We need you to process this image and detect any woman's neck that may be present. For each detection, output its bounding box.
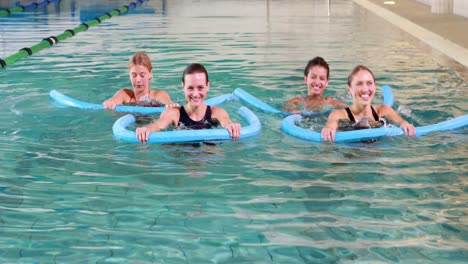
[184,103,207,120]
[306,93,323,99]
[349,104,372,119]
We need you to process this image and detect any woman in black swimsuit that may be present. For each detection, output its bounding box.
[321,65,415,142]
[135,63,241,143]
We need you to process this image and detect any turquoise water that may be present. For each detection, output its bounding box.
[1,0,467,263]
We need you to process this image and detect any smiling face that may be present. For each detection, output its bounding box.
[304,65,329,96]
[347,68,376,107]
[182,72,209,107]
[129,64,152,93]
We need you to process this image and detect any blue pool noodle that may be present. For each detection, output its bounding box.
[234,85,394,116]
[49,89,234,114]
[112,106,262,144]
[281,114,468,142]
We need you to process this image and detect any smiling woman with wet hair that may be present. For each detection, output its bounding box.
[135,63,241,143]
[321,65,415,142]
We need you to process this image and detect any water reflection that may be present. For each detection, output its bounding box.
[0,0,467,262]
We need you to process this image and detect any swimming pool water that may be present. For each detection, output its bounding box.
[0,0,467,263]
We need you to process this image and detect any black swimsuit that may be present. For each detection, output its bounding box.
[345,106,384,128]
[345,106,380,123]
[178,106,218,130]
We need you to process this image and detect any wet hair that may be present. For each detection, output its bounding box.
[182,63,209,84]
[304,56,329,79]
[347,65,375,86]
[128,52,152,72]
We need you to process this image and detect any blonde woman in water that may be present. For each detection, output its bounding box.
[103,52,176,109]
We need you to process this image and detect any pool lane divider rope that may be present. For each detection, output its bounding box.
[0,0,149,69]
[0,0,61,17]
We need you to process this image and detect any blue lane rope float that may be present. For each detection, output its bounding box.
[0,0,149,69]
[233,85,394,116]
[49,89,236,114]
[112,106,262,144]
[0,0,61,17]
[281,114,468,143]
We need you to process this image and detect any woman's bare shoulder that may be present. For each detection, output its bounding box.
[329,108,348,119]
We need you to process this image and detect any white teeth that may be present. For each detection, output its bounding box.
[360,94,369,100]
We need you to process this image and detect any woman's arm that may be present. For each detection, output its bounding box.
[378,105,415,136]
[135,107,180,143]
[211,107,241,140]
[284,95,305,113]
[321,109,346,142]
[103,89,132,110]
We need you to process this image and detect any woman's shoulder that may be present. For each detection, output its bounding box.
[165,105,181,112]
[323,95,341,102]
[116,88,133,93]
[328,108,348,119]
[209,105,229,116]
[117,88,134,98]
[287,94,306,102]
[323,96,347,108]
[161,105,181,118]
[150,89,172,103]
[150,89,169,96]
[209,105,221,112]
[374,104,394,114]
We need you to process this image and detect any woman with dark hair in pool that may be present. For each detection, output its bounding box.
[321,65,415,142]
[135,63,241,143]
[103,52,176,110]
[284,56,347,113]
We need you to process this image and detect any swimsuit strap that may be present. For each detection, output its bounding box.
[180,105,212,121]
[179,105,215,129]
[180,105,188,119]
[345,107,356,123]
[346,106,380,122]
[179,105,192,124]
[370,105,380,122]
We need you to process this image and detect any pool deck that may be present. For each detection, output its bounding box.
[353,0,468,81]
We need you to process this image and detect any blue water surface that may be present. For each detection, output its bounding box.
[0,0,467,263]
